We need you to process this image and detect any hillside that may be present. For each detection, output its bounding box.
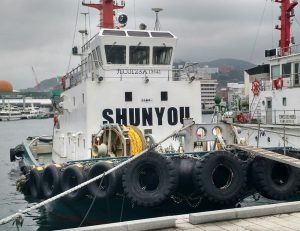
[22,77,61,92]
[175,58,255,89]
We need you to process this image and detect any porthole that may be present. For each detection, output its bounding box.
[196,127,206,139]
[212,127,222,136]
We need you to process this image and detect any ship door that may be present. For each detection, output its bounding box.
[266,97,272,124]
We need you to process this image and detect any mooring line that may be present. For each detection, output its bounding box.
[0,122,194,226]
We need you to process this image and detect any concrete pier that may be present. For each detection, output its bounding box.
[61,200,300,231]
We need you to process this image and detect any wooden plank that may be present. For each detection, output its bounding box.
[231,144,300,169]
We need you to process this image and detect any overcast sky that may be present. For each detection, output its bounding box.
[1,0,299,89]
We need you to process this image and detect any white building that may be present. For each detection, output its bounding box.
[227,83,245,110]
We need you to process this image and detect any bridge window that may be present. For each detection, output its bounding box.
[151,32,174,38]
[282,63,291,78]
[271,65,280,79]
[129,46,149,64]
[105,45,126,64]
[153,47,173,65]
[102,30,126,36]
[127,31,150,37]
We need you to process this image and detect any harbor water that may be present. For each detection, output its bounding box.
[0,116,279,231]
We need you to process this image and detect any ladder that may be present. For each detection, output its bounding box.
[231,144,300,168]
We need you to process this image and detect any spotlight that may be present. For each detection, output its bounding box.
[98,76,104,82]
[189,76,195,83]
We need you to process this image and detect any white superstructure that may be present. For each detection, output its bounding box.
[52,29,202,163]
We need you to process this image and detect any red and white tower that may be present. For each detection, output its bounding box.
[275,0,298,53]
[82,0,124,29]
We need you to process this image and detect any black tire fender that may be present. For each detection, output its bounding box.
[193,151,247,204]
[29,167,44,199]
[251,156,300,200]
[10,148,16,162]
[87,161,119,199]
[122,151,178,207]
[42,164,62,198]
[60,164,86,200]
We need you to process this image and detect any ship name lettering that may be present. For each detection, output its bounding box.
[117,69,161,75]
[102,107,190,126]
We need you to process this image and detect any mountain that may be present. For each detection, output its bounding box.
[22,77,61,92]
[174,58,256,89]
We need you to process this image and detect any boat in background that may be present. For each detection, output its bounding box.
[221,0,300,149]
[0,104,22,121]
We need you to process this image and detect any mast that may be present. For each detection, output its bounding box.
[275,0,298,54]
[82,0,124,29]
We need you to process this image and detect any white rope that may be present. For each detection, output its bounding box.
[0,122,194,225]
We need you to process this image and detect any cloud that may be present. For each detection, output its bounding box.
[0,0,293,89]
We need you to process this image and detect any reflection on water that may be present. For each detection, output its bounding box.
[0,117,287,231]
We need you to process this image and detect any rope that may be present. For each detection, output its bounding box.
[249,0,268,62]
[0,122,194,226]
[66,0,81,73]
[78,173,105,227]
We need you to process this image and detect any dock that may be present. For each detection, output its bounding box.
[62,200,300,231]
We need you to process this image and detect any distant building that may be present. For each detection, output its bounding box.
[227,83,245,110]
[200,80,218,111]
[216,88,228,103]
[219,65,235,74]
[173,63,218,112]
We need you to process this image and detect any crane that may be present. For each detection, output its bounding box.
[31,66,40,91]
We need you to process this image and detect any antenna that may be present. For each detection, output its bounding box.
[152,8,163,31]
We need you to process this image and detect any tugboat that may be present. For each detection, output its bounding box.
[230,0,300,149]
[6,0,300,228]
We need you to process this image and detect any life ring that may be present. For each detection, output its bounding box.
[42,164,62,198]
[251,80,260,96]
[193,151,247,204]
[274,76,284,90]
[122,151,178,207]
[87,161,120,199]
[60,164,86,200]
[236,113,245,123]
[29,167,44,199]
[251,155,300,200]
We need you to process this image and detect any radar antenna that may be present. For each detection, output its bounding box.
[152,8,163,31]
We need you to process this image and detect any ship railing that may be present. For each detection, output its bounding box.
[259,73,300,92]
[64,64,195,90]
[240,109,300,125]
[276,44,300,57]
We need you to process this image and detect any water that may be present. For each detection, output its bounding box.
[0,119,53,231]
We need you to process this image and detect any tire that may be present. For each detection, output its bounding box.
[10,148,16,162]
[122,151,178,207]
[193,151,247,204]
[60,165,86,200]
[251,156,300,200]
[87,161,119,199]
[29,167,44,199]
[42,165,61,198]
[173,157,196,194]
